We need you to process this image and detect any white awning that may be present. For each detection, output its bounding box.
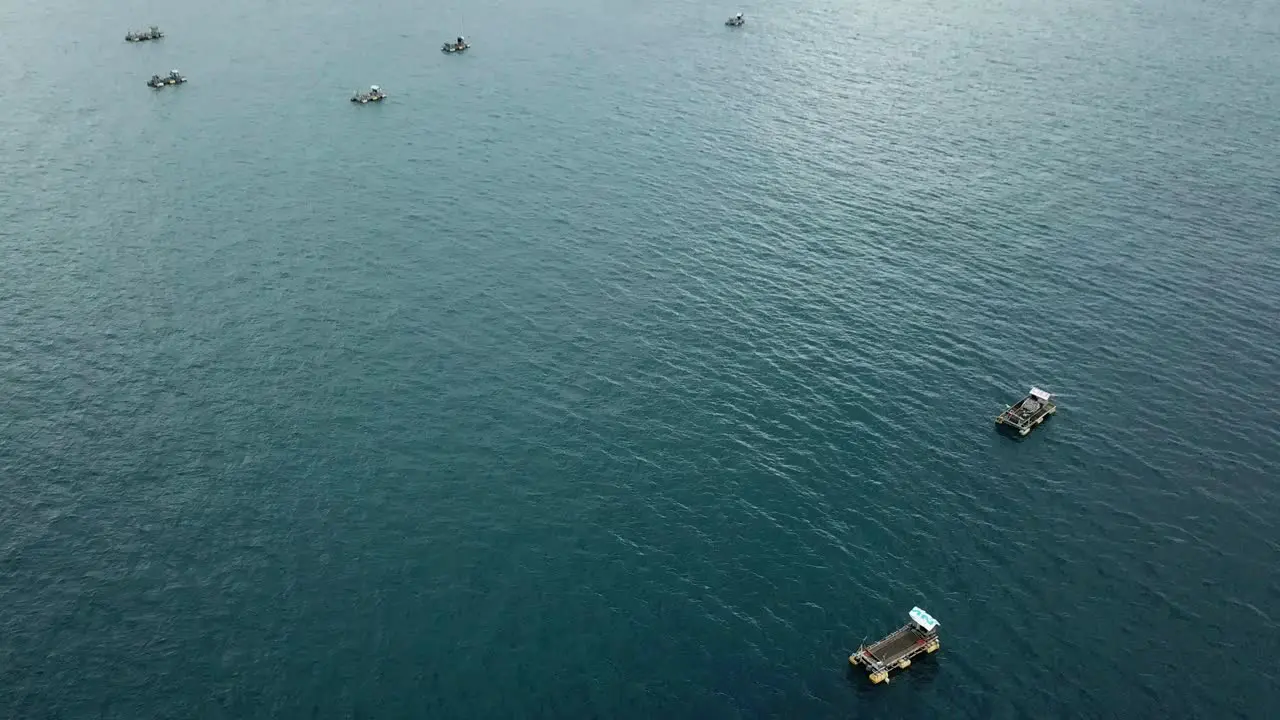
[910,607,938,631]
[1030,387,1052,401]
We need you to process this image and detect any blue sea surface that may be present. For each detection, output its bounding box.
[2,0,1279,717]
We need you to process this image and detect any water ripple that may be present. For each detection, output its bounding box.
[2,0,1280,717]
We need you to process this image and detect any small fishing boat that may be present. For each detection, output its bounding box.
[147,70,186,88]
[442,36,469,53]
[725,13,745,26]
[351,85,387,103]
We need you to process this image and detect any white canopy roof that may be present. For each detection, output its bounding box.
[910,607,938,631]
[1030,387,1052,400]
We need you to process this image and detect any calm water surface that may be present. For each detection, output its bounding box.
[2,0,1278,717]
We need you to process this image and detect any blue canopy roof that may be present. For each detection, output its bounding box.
[910,607,938,631]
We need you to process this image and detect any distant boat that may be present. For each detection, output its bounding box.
[725,13,745,27]
[442,3,469,53]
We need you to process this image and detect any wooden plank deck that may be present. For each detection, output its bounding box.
[866,626,926,664]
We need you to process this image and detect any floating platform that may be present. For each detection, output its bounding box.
[351,85,387,103]
[995,387,1057,436]
[126,26,163,42]
[849,607,939,684]
[726,14,746,26]
[442,39,469,53]
[147,70,186,88]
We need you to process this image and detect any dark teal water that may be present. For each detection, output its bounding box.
[3,0,1279,716]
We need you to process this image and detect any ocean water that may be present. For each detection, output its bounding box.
[2,0,1278,716]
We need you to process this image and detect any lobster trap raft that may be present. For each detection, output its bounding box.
[995,386,1057,436]
[126,26,164,42]
[849,607,939,684]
